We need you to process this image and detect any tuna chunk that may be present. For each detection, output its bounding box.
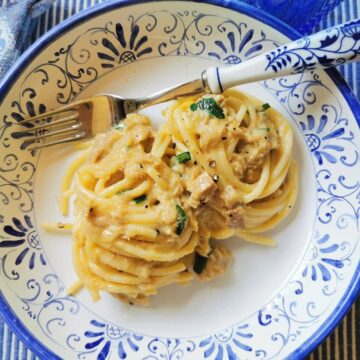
[188,172,217,203]
[198,245,232,281]
[227,205,246,229]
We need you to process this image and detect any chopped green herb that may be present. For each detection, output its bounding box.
[176,151,191,164]
[190,103,198,111]
[114,122,125,131]
[170,152,191,167]
[175,205,187,235]
[193,252,208,274]
[133,194,147,203]
[258,103,271,112]
[256,127,270,132]
[190,98,225,119]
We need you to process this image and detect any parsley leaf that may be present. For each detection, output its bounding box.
[133,194,147,204]
[193,253,208,274]
[175,205,187,235]
[190,98,225,119]
[176,151,191,164]
[258,103,271,112]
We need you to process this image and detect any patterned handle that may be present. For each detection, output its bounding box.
[205,19,360,93]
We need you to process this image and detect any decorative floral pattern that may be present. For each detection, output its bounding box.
[300,113,346,165]
[0,4,359,360]
[302,233,344,282]
[0,155,35,213]
[8,97,50,151]
[199,325,252,359]
[144,338,196,360]
[340,20,360,40]
[97,22,152,67]
[81,320,143,360]
[207,27,276,64]
[265,19,360,74]
[0,216,46,272]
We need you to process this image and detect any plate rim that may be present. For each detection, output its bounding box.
[0,0,359,359]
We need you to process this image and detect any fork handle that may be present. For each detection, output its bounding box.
[204,19,360,93]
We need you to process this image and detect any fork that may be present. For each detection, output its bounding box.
[16,19,360,150]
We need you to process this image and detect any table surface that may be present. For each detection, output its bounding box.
[0,0,359,359]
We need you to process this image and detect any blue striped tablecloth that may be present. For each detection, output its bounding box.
[0,0,359,359]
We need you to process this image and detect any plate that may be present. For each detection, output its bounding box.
[0,1,359,359]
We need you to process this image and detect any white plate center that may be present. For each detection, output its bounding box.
[34,56,316,337]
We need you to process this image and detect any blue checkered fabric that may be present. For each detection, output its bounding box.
[0,0,359,359]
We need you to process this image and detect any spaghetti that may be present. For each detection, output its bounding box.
[58,90,297,305]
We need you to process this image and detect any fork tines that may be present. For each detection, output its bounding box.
[14,109,85,150]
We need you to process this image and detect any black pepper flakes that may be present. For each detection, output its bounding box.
[172,142,176,149]
[209,160,216,168]
[222,136,227,140]
[213,174,219,183]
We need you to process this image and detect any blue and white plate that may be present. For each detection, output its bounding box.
[0,1,359,359]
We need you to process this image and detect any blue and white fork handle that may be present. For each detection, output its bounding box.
[202,19,360,93]
[130,20,359,109]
